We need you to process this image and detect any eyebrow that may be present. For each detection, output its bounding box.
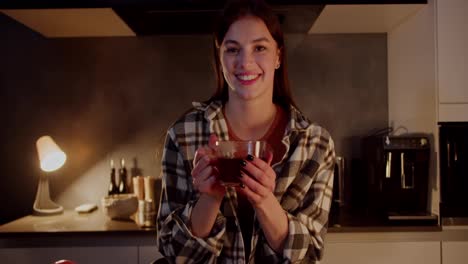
[224,37,271,45]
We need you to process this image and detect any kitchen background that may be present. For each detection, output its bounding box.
[5,1,468,263]
[0,11,389,225]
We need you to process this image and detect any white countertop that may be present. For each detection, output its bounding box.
[0,209,151,234]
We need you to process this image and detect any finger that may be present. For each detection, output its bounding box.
[235,185,248,198]
[193,166,214,187]
[194,146,213,165]
[195,175,215,192]
[191,156,211,179]
[194,135,219,166]
[242,160,268,184]
[206,175,220,186]
[200,165,215,182]
[198,175,225,196]
[243,157,276,185]
[240,171,269,197]
[247,155,271,173]
[236,179,262,204]
[265,150,274,165]
[193,148,205,167]
[212,166,220,178]
[208,134,218,148]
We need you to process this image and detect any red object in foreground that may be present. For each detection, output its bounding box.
[54,260,76,264]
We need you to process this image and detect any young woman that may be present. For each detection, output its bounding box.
[157,0,335,263]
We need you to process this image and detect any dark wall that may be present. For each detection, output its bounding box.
[0,13,387,224]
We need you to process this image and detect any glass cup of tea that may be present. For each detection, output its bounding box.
[214,140,270,187]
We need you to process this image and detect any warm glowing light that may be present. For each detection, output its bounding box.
[36,136,67,172]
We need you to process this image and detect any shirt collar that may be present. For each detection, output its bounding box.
[192,100,311,132]
[192,100,223,121]
[288,105,310,131]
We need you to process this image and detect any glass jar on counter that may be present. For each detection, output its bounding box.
[137,199,156,228]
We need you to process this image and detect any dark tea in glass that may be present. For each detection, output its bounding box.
[214,141,269,187]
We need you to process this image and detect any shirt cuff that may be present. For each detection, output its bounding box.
[283,212,315,262]
[180,200,227,255]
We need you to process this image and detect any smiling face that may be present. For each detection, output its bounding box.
[219,15,281,103]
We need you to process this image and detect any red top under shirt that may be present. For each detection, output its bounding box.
[224,104,288,260]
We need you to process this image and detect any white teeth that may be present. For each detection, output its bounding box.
[237,75,258,81]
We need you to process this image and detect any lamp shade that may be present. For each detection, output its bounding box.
[36,136,66,172]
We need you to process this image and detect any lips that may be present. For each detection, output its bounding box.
[235,73,261,85]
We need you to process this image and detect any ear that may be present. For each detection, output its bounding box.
[276,48,281,65]
[275,48,281,69]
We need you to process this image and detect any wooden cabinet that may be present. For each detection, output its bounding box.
[442,241,468,264]
[139,246,163,264]
[0,247,138,264]
[321,241,440,264]
[0,246,165,264]
[0,210,160,264]
[0,246,166,264]
[436,0,468,121]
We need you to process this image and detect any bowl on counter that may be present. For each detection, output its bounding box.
[101,194,138,220]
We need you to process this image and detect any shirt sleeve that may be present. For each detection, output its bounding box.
[157,129,227,263]
[259,130,335,263]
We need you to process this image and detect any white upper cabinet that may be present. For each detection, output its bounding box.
[437,0,468,121]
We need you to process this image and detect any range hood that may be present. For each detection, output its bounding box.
[114,4,324,35]
[0,0,325,36]
[0,0,427,37]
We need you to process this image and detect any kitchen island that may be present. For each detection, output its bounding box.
[1,209,467,264]
[0,209,160,264]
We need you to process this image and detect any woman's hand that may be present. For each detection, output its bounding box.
[190,135,227,238]
[237,151,276,208]
[237,151,289,253]
[191,134,225,201]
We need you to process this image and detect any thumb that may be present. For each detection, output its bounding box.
[208,134,219,148]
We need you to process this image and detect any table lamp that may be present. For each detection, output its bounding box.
[33,135,66,215]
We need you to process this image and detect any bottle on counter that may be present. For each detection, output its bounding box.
[108,159,118,195]
[131,157,143,178]
[129,157,142,193]
[118,158,128,194]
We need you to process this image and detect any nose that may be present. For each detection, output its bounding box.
[237,50,254,69]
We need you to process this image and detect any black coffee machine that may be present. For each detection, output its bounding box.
[362,133,437,225]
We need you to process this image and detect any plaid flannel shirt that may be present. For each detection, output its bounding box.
[157,100,335,264]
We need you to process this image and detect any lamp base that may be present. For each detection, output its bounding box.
[33,203,63,216]
[33,175,64,216]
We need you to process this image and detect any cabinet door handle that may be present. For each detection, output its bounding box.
[447,142,451,168]
[454,143,458,162]
[334,156,345,206]
[401,153,406,188]
[400,153,413,189]
[386,152,392,178]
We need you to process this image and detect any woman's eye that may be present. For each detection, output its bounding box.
[226,47,239,54]
[255,46,266,52]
